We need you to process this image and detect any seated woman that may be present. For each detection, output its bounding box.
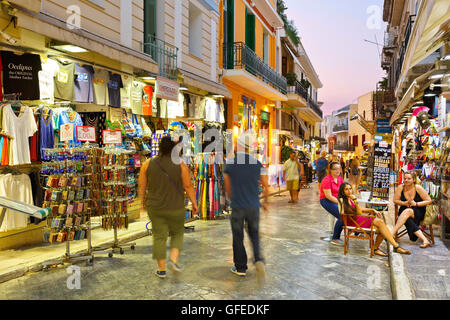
[392,172,432,248]
[338,182,410,256]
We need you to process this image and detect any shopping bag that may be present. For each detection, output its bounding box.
[423,204,439,225]
[132,114,143,138]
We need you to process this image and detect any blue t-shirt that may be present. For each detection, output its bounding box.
[316,157,329,172]
[224,153,266,209]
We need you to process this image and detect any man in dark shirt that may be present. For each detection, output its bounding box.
[224,133,269,284]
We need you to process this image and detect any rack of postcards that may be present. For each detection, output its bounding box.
[41,144,112,267]
[94,146,137,254]
[369,141,392,201]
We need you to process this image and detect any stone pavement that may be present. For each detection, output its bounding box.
[0,184,393,300]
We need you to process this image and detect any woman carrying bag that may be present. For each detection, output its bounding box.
[138,136,198,278]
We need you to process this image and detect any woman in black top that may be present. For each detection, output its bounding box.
[392,172,432,248]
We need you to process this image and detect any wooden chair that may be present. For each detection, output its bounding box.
[394,205,434,244]
[341,213,376,258]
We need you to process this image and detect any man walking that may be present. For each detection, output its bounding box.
[283,151,304,203]
[224,134,269,283]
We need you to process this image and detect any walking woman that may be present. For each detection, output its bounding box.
[338,182,410,256]
[348,157,361,194]
[138,136,198,278]
[392,172,432,248]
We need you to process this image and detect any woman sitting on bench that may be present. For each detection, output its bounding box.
[392,171,432,248]
[338,182,410,256]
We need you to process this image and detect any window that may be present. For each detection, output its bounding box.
[363,110,366,119]
[263,30,269,64]
[353,135,358,147]
[189,3,203,58]
[362,134,366,145]
[245,8,255,51]
[143,0,157,52]
[349,136,351,145]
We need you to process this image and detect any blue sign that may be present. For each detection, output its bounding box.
[376,119,392,133]
[374,134,383,141]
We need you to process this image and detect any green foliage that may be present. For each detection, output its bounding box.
[286,73,297,86]
[277,0,300,47]
[300,78,310,90]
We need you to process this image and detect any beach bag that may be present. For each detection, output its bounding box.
[423,204,439,225]
[132,114,143,138]
[122,113,136,138]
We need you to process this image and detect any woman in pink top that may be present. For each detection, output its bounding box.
[337,182,410,256]
[319,162,345,246]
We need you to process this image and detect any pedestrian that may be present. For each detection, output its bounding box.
[338,182,411,256]
[223,134,269,282]
[283,151,304,203]
[392,171,432,248]
[348,157,361,194]
[315,151,329,196]
[340,157,346,179]
[138,136,198,278]
[319,162,344,246]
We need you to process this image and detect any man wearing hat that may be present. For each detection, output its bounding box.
[223,132,269,283]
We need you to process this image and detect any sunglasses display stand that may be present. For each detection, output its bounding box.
[41,144,112,270]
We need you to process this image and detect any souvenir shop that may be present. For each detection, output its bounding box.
[392,91,450,239]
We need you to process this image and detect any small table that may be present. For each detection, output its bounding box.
[356,199,390,222]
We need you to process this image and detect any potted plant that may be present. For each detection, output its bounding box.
[286,73,297,86]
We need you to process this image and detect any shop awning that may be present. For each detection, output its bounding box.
[180,69,232,99]
[13,4,159,74]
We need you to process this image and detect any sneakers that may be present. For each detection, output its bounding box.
[155,270,166,278]
[168,260,182,274]
[321,236,332,242]
[330,239,344,247]
[230,267,246,276]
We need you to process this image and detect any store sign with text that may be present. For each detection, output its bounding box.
[60,123,74,141]
[76,126,97,142]
[102,130,122,145]
[156,76,179,102]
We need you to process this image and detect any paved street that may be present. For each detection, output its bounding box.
[0,184,392,300]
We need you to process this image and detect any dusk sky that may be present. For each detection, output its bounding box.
[284,0,387,116]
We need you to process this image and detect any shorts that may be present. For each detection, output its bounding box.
[317,171,327,183]
[286,179,299,191]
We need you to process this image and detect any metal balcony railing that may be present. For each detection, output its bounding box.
[223,42,287,94]
[333,123,349,132]
[141,34,179,80]
[394,15,416,86]
[308,98,323,119]
[287,79,308,100]
[334,143,355,151]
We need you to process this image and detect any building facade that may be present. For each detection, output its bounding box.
[349,92,374,157]
[330,105,353,157]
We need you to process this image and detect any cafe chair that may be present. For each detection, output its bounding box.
[341,213,376,258]
[394,205,435,244]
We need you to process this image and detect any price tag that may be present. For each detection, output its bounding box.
[103,130,122,145]
[60,123,74,142]
[76,126,97,142]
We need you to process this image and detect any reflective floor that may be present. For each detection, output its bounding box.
[0,184,392,300]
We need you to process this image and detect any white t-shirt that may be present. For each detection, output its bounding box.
[39,58,59,104]
[2,105,37,165]
[283,159,299,181]
[121,75,133,108]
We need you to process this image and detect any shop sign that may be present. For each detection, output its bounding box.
[60,123,74,142]
[374,134,383,141]
[261,111,270,122]
[376,119,392,133]
[103,130,122,145]
[76,126,97,142]
[156,77,179,102]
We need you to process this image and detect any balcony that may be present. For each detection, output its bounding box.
[223,42,287,101]
[373,89,396,119]
[334,143,355,152]
[333,123,349,133]
[394,15,416,86]
[308,98,323,119]
[141,35,179,80]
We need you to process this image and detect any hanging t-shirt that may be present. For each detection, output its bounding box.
[205,98,217,122]
[142,85,153,116]
[39,107,54,158]
[93,68,109,105]
[130,81,143,115]
[1,51,42,100]
[58,110,83,146]
[54,60,76,101]
[1,105,37,165]
[29,113,39,162]
[108,73,123,108]
[39,58,59,104]
[74,64,95,103]
[0,55,3,101]
[120,75,133,108]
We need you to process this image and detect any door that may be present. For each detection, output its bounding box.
[144,0,157,56]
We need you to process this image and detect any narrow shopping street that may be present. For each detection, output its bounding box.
[0,185,392,300]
